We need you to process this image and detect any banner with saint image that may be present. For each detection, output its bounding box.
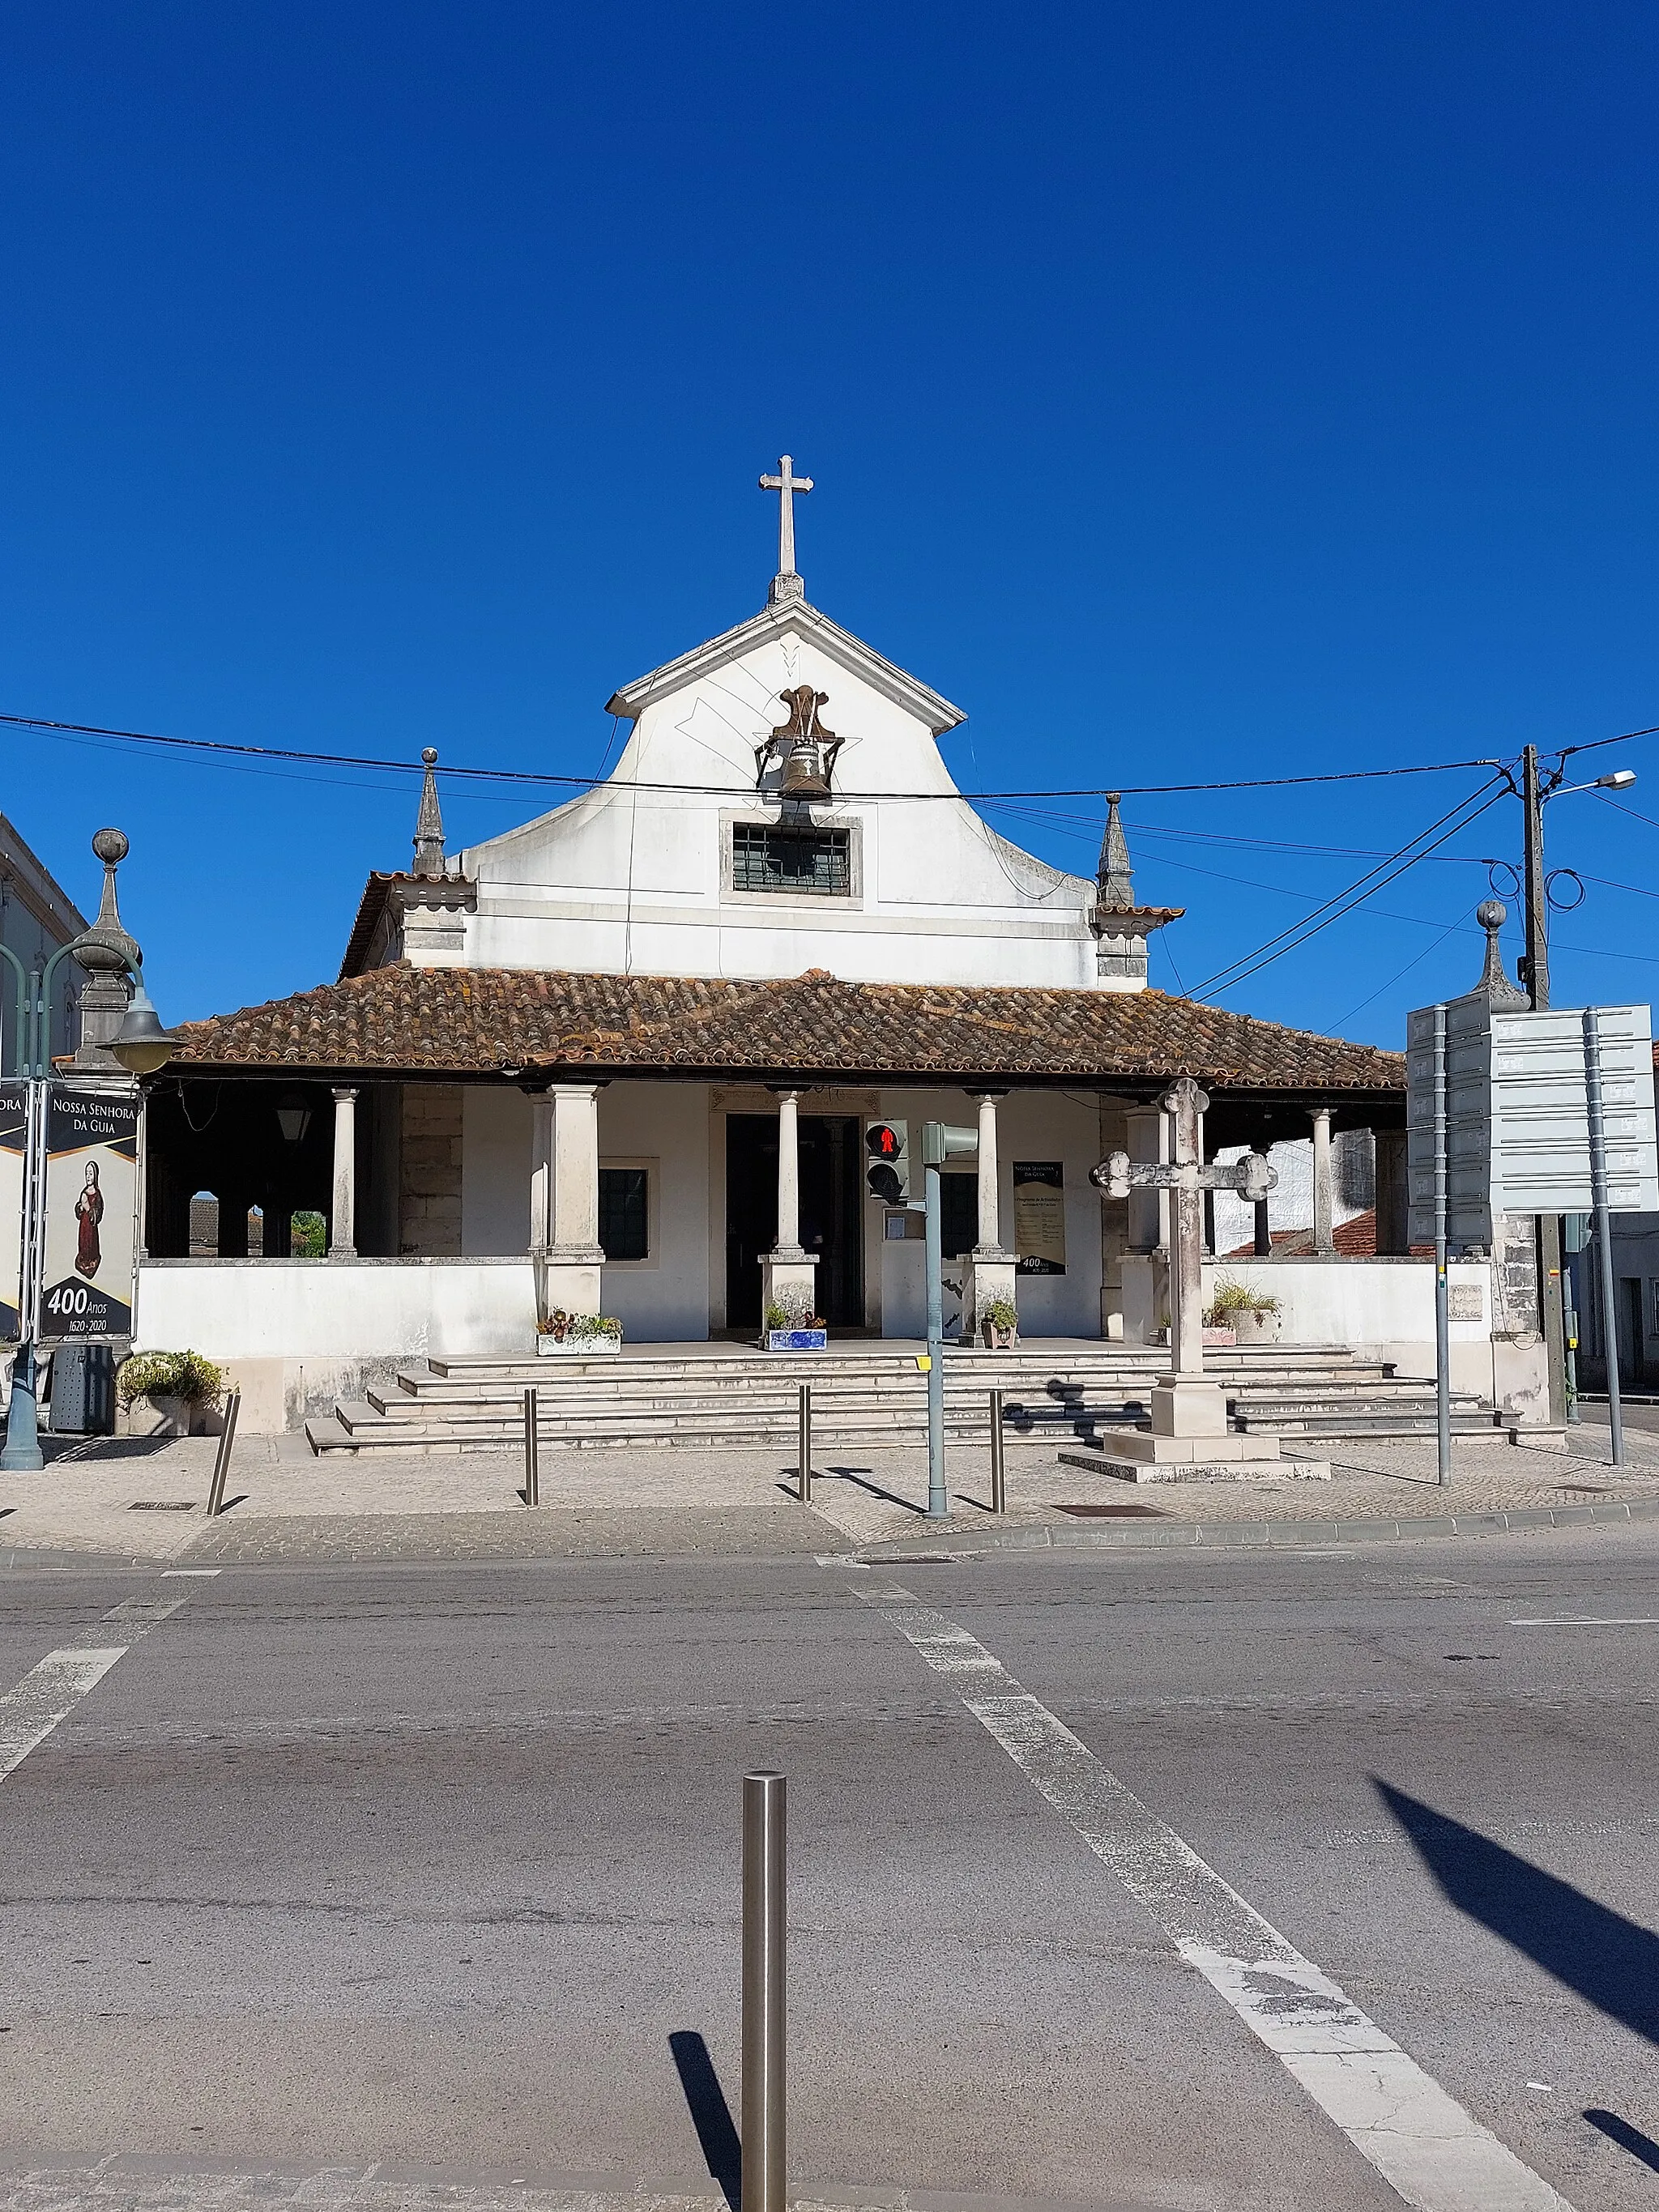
[40,1085,139,1341]
[0,1081,28,1340]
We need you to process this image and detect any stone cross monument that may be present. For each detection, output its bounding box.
[1089,1077,1325,1478]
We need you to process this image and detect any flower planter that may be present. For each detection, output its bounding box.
[981,1323,1018,1350]
[118,1392,203,1438]
[1202,1327,1236,1347]
[537,1332,621,1357]
[766,1328,827,1352]
[1230,1308,1281,1345]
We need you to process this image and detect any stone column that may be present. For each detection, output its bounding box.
[329,1088,357,1258]
[760,1088,818,1332]
[537,1084,605,1334]
[1098,1096,1130,1339]
[1310,1107,1334,1257]
[528,1089,555,1252]
[1374,1128,1409,1255]
[960,1089,1017,1342]
[773,1089,804,1259]
[1120,1103,1171,1345]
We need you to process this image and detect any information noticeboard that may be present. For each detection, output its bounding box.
[1013,1161,1066,1275]
[38,1085,139,1342]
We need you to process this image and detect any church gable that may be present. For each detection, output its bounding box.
[347,459,1179,992]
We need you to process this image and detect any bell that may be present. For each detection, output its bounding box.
[779,740,830,799]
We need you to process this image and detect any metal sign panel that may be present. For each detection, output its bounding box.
[1490,1005,1657,1215]
[1408,1001,1657,1245]
[38,1084,139,1343]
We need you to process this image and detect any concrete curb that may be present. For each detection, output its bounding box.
[855,1494,1659,1561]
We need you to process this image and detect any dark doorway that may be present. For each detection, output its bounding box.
[725,1114,864,1328]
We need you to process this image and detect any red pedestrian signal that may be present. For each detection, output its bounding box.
[864,1119,911,1203]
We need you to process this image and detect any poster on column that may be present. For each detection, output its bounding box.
[1013,1161,1066,1274]
[0,1082,28,1340]
[39,1085,139,1341]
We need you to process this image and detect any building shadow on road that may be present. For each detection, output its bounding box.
[668,2029,740,2211]
[1374,1779,1659,2044]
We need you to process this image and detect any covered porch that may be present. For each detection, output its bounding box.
[128,961,1523,1430]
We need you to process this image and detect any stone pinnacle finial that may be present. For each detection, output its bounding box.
[1097,793,1134,909]
[78,827,140,975]
[1467,899,1527,1009]
[412,748,446,876]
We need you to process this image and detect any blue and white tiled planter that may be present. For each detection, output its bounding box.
[766,1328,827,1352]
[537,1332,622,1357]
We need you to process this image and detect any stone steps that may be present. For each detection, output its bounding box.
[305,1342,1502,1455]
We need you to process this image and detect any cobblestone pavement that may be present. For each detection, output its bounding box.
[2,1418,1657,1562]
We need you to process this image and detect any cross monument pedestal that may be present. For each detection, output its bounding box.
[1076,1078,1331,1482]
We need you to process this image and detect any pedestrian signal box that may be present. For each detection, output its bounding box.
[864,1119,911,1204]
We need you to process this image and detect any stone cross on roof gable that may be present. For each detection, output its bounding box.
[759,454,812,605]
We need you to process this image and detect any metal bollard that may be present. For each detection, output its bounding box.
[205,1389,241,1519]
[988,1387,1005,1513]
[523,1386,539,1507]
[797,1383,812,1502]
[742,1771,787,2212]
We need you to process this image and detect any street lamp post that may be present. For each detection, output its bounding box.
[1,832,178,1473]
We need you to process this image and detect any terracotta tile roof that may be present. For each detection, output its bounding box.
[1224,1211,1431,1259]
[167,965,1405,1096]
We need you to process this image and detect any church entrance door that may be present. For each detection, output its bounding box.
[725,1115,864,1331]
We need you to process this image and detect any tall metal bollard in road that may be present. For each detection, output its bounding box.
[796,1383,812,1502]
[988,1387,1005,1513]
[205,1389,241,1519]
[523,1386,539,1507]
[743,1770,787,2212]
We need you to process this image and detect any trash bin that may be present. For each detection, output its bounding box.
[46,1345,116,1434]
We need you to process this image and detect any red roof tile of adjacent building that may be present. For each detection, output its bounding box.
[167,965,1405,1094]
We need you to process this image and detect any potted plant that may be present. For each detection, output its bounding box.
[1204,1276,1282,1345]
[980,1295,1019,1350]
[764,1296,827,1352]
[115,1349,226,1437]
[537,1311,624,1357]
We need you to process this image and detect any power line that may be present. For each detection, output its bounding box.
[0,710,1504,803]
[1186,780,1510,1003]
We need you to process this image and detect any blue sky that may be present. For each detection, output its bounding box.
[4,2,1657,1041]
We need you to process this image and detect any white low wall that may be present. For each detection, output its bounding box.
[1201,1257,1491,1353]
[136,1258,539,1361]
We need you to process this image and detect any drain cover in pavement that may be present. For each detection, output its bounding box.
[129,1500,198,1511]
[1051,1500,1166,1518]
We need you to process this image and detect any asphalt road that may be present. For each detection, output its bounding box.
[1,1527,1657,2211]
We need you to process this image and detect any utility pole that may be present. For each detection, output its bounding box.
[1520,744,1569,1426]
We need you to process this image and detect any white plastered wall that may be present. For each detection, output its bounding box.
[460,1080,713,1341]
[451,622,1109,990]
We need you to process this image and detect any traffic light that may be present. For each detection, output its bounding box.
[865,1119,911,1203]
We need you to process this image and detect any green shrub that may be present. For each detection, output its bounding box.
[982,1296,1019,1332]
[116,1349,226,1408]
[1202,1275,1281,1326]
[291,1210,326,1258]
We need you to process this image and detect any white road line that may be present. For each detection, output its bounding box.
[162,1567,221,1577]
[854,1576,1573,2212]
[1511,1616,1659,1626]
[0,1596,185,1782]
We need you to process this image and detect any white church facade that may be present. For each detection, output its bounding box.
[132,463,1527,1430]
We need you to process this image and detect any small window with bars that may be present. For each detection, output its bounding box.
[731,823,851,897]
[599,1167,649,1262]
